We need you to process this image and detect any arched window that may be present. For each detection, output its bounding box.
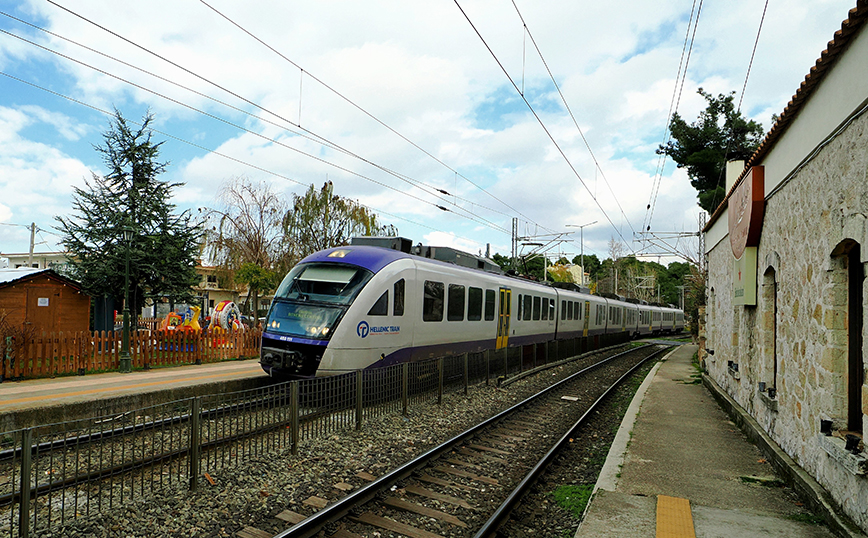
[831,240,864,435]
[761,268,778,390]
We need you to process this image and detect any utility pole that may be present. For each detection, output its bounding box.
[566,221,597,286]
[28,223,35,268]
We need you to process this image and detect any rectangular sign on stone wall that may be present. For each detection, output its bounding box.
[733,246,757,306]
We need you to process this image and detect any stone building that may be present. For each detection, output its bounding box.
[703,1,868,531]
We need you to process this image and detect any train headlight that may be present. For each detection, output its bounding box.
[321,327,330,335]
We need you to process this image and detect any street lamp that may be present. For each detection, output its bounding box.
[566,221,597,286]
[119,225,134,373]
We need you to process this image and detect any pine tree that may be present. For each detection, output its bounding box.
[657,89,765,213]
[56,109,202,328]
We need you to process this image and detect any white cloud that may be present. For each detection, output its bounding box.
[0,0,856,262]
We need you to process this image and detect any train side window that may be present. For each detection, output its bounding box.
[448,284,465,321]
[550,300,556,320]
[393,279,405,316]
[484,289,496,321]
[524,297,532,320]
[468,287,483,321]
[516,294,523,321]
[575,302,581,320]
[368,291,388,316]
[541,298,548,320]
[561,300,567,320]
[423,281,444,322]
[533,296,541,320]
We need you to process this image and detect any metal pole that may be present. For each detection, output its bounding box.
[355,370,363,431]
[20,428,32,538]
[463,353,469,396]
[402,363,409,417]
[188,398,200,491]
[119,227,132,373]
[290,382,299,456]
[437,358,443,405]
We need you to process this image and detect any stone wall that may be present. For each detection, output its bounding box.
[705,108,868,531]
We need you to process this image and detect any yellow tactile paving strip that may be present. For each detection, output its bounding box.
[656,495,696,538]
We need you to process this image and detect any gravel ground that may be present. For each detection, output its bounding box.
[499,356,659,538]
[39,348,622,538]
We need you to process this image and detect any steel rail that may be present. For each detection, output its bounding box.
[272,344,659,538]
[473,344,673,537]
[0,393,355,507]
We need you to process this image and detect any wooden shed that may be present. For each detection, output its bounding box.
[0,268,91,334]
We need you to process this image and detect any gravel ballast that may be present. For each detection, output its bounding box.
[36,347,640,538]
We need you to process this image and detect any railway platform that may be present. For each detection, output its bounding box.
[577,344,861,538]
[0,358,270,432]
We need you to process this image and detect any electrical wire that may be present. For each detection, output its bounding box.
[0,27,510,236]
[0,69,490,250]
[196,0,540,229]
[643,0,703,242]
[707,0,770,212]
[27,5,513,234]
[737,0,770,113]
[510,0,636,238]
[453,0,631,249]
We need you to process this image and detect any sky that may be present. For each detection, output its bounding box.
[0,0,858,268]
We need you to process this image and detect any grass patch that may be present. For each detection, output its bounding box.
[552,484,594,518]
[786,513,826,525]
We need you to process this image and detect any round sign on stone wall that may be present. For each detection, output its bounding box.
[728,166,765,259]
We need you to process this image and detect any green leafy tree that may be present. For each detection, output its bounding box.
[235,262,277,321]
[491,253,512,271]
[284,181,397,258]
[657,88,765,212]
[56,109,202,328]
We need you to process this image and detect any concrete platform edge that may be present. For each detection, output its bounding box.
[702,372,868,538]
[594,352,671,492]
[0,376,275,433]
[574,345,677,533]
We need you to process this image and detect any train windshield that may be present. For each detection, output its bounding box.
[265,302,343,338]
[274,263,373,304]
[266,263,374,338]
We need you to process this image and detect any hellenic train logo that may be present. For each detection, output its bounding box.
[357,321,370,338]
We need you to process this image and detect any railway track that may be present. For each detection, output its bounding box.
[262,343,672,538]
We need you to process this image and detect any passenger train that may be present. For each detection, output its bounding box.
[259,238,684,378]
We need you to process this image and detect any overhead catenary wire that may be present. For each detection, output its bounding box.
[510,0,636,239]
[196,0,540,229]
[28,5,514,234]
[453,0,631,251]
[643,0,703,242]
[0,70,488,250]
[0,27,511,237]
[707,0,770,212]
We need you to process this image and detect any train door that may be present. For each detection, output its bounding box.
[496,288,511,350]
[583,301,590,337]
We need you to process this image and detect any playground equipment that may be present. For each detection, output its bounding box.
[211,301,244,331]
[159,305,202,331]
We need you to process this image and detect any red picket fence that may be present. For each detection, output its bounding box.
[0,329,262,379]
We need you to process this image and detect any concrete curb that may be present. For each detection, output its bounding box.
[593,355,668,492]
[703,373,868,538]
[574,345,677,534]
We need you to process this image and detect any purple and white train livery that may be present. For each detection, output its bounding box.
[259,238,683,378]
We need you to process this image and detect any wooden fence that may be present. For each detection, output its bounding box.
[0,329,262,379]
